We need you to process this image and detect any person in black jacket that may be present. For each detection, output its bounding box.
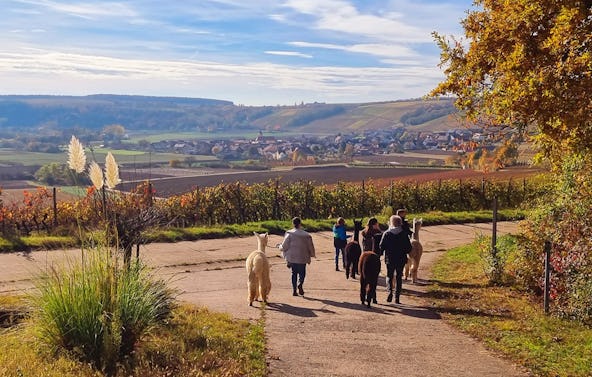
[396,208,413,238]
[379,215,412,304]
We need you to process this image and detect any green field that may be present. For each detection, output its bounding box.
[0,148,217,166]
[0,149,69,166]
[125,130,304,143]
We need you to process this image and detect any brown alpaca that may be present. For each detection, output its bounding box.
[404,218,423,283]
[246,232,271,306]
[358,251,381,308]
[344,219,363,279]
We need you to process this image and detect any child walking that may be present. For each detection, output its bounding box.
[332,217,347,271]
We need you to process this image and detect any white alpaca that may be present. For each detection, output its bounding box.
[246,232,272,306]
[404,218,424,283]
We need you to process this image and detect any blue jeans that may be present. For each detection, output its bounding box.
[385,263,405,297]
[290,263,306,291]
[335,247,346,268]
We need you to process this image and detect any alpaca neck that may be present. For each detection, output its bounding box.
[257,241,266,252]
[412,227,420,242]
[354,227,360,242]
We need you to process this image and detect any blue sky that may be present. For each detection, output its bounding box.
[1,0,474,105]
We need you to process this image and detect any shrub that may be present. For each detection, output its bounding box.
[30,247,176,375]
[477,234,516,285]
[516,154,592,323]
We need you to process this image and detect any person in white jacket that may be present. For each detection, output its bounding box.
[279,217,316,296]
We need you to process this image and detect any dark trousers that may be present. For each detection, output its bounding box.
[290,263,306,291]
[385,263,405,298]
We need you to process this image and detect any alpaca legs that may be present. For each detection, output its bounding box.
[411,252,423,283]
[345,257,358,279]
[360,279,366,305]
[345,259,351,279]
[369,283,377,307]
[361,282,376,308]
[406,255,422,283]
[260,282,271,303]
[360,279,371,306]
[248,279,258,306]
[351,256,358,279]
[404,261,411,281]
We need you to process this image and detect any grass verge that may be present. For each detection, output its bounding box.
[0,298,266,377]
[428,240,592,377]
[0,209,526,253]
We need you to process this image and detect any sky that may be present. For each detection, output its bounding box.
[0,0,475,106]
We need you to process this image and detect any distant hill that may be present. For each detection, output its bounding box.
[0,95,464,134]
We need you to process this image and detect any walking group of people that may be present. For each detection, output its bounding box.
[277,209,414,304]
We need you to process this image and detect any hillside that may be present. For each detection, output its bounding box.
[0,95,463,134]
[270,99,463,133]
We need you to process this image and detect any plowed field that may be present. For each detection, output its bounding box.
[119,165,540,197]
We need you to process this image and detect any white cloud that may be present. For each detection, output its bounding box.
[282,0,429,43]
[289,41,416,59]
[264,50,313,58]
[14,0,137,19]
[0,47,445,104]
[268,13,287,22]
[0,0,474,105]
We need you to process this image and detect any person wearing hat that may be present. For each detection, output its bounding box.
[278,217,316,296]
[396,208,413,238]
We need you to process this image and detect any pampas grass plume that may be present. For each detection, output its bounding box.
[67,136,86,173]
[105,152,121,189]
[88,161,104,190]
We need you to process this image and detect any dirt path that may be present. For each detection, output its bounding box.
[0,222,529,376]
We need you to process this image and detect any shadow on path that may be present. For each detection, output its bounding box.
[300,295,443,320]
[395,304,442,320]
[302,295,388,313]
[265,302,335,317]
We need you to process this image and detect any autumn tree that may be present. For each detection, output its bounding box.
[432,1,592,321]
[430,0,592,167]
[102,124,126,144]
[34,162,88,186]
[493,140,519,169]
[291,148,305,164]
[343,143,355,161]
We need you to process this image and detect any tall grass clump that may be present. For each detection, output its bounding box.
[476,234,516,285]
[30,247,175,375]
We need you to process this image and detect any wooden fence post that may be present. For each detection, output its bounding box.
[481,178,486,209]
[389,180,394,207]
[236,182,244,224]
[459,179,463,210]
[492,196,498,258]
[360,180,365,217]
[544,240,552,314]
[273,179,280,220]
[52,186,58,227]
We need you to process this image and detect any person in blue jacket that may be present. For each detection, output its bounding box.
[332,217,348,271]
